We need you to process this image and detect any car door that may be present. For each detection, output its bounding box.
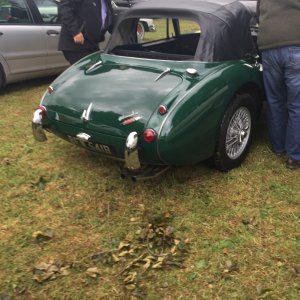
[32,0,68,71]
[0,0,47,79]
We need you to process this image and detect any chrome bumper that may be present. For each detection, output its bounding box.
[122,131,169,181]
[32,122,47,142]
[32,108,47,142]
[124,132,141,170]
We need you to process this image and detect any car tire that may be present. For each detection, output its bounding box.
[214,93,257,171]
[137,21,145,42]
[0,66,4,89]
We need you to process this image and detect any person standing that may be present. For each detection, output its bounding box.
[257,0,300,169]
[58,0,113,65]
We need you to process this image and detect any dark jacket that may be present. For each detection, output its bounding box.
[257,0,300,50]
[58,0,113,52]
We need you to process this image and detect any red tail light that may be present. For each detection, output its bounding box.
[47,86,54,94]
[38,105,47,117]
[143,129,157,143]
[32,105,47,125]
[158,105,167,115]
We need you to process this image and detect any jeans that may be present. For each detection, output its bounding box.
[262,46,300,161]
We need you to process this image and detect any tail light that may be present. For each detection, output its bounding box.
[32,105,47,124]
[47,86,54,94]
[143,129,157,143]
[158,105,167,115]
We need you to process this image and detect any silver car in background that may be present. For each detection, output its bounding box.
[0,0,68,88]
[0,0,154,89]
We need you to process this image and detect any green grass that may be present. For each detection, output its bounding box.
[0,78,300,300]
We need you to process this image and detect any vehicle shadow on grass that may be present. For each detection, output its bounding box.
[0,76,58,96]
[62,105,270,185]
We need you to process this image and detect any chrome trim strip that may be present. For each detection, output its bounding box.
[86,60,103,72]
[155,67,171,82]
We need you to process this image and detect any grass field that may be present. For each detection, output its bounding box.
[0,75,299,300]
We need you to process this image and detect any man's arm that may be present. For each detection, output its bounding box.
[59,0,83,43]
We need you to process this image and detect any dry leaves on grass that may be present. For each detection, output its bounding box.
[31,211,190,298]
[91,211,190,293]
[33,261,71,283]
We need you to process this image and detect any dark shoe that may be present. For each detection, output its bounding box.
[286,158,300,169]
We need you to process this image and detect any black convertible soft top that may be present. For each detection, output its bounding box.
[110,0,258,61]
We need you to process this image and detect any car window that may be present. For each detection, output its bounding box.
[142,18,200,42]
[0,0,33,24]
[140,18,174,42]
[34,0,59,24]
[178,19,200,35]
[110,17,201,61]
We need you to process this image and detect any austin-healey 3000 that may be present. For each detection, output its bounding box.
[32,0,263,180]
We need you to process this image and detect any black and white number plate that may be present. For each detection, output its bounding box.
[67,135,115,155]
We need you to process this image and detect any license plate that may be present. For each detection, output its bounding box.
[67,135,115,155]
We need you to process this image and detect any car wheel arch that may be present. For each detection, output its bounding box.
[235,83,264,120]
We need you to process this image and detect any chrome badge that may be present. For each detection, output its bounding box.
[81,102,93,122]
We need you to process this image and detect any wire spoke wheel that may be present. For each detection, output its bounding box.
[214,93,258,171]
[225,106,251,160]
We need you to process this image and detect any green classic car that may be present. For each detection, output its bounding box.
[32,0,263,180]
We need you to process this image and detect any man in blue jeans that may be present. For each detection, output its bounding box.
[257,0,300,169]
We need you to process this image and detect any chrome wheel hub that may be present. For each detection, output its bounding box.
[226,106,251,160]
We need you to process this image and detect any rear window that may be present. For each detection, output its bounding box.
[109,17,201,61]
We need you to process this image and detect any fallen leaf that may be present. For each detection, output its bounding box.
[152,262,162,269]
[86,267,101,278]
[112,253,120,263]
[118,241,130,250]
[124,271,137,284]
[124,284,136,290]
[33,262,52,273]
[32,230,54,242]
[33,261,71,283]
[118,250,129,257]
[141,259,151,272]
